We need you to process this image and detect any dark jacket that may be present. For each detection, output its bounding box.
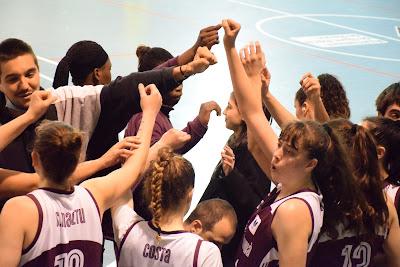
[200,142,271,267]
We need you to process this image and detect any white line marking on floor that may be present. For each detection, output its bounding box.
[229,0,400,43]
[40,73,54,82]
[37,55,58,66]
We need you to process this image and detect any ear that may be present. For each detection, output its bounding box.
[305,158,318,173]
[93,68,101,84]
[376,145,386,160]
[189,219,204,235]
[31,151,41,172]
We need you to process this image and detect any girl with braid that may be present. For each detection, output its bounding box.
[112,148,222,266]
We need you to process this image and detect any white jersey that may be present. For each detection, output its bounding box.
[113,204,223,267]
[19,186,103,267]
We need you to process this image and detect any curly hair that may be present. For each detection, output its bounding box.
[295,74,350,119]
[143,148,195,240]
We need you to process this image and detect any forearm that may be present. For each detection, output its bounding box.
[308,95,330,123]
[0,113,35,152]
[177,46,196,66]
[224,46,262,117]
[0,170,39,199]
[69,159,109,185]
[263,92,297,128]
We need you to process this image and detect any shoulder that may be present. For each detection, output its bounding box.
[1,195,38,225]
[273,198,314,233]
[198,240,222,266]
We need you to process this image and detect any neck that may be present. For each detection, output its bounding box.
[156,209,186,232]
[39,176,73,191]
[379,163,389,181]
[278,176,315,198]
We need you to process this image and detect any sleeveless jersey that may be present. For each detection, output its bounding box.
[309,223,387,267]
[113,205,223,267]
[385,183,400,217]
[234,185,324,267]
[19,186,103,267]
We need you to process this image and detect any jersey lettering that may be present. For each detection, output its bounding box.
[142,243,171,263]
[54,249,84,267]
[341,242,371,267]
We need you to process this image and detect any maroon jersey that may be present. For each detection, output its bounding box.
[234,185,323,267]
[19,186,103,267]
[309,224,387,267]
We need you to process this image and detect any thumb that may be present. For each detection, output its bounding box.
[138,83,146,98]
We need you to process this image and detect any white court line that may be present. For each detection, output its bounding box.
[37,55,58,66]
[256,15,400,62]
[228,0,400,43]
[40,73,53,82]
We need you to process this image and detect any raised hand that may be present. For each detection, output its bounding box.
[26,90,57,122]
[221,145,235,176]
[261,67,271,100]
[240,42,266,78]
[182,46,218,76]
[194,24,222,50]
[138,83,162,115]
[159,129,191,151]
[300,72,321,100]
[222,19,241,48]
[198,101,221,126]
[100,136,142,167]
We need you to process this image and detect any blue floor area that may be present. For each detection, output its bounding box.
[1,0,399,265]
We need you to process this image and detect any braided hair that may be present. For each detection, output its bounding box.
[143,148,195,241]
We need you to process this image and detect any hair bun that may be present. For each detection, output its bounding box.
[136,45,151,58]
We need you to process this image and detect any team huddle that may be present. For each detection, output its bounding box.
[0,18,399,267]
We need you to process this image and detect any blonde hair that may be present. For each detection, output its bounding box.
[143,148,195,240]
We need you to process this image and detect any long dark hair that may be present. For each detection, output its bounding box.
[280,121,367,238]
[363,117,400,186]
[328,119,388,238]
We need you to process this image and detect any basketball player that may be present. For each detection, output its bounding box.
[0,83,161,266]
[112,148,223,266]
[222,19,367,266]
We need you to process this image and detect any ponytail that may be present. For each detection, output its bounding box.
[52,56,70,88]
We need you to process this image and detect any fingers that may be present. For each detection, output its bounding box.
[223,145,235,157]
[138,83,146,97]
[214,104,222,116]
[299,72,313,85]
[201,24,222,32]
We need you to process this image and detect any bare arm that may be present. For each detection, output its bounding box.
[384,197,400,267]
[300,72,330,123]
[0,196,38,266]
[272,199,313,267]
[263,92,297,128]
[247,129,274,182]
[222,19,278,164]
[82,84,161,215]
[0,91,56,152]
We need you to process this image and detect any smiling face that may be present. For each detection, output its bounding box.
[0,53,40,109]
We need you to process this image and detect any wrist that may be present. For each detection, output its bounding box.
[181,64,194,77]
[22,111,37,124]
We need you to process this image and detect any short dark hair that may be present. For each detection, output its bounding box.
[0,38,38,75]
[185,198,237,231]
[375,82,400,115]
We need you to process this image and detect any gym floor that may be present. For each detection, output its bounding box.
[1,0,399,265]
